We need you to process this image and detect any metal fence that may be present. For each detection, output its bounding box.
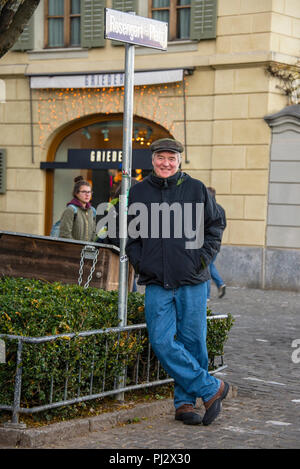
[0,316,228,425]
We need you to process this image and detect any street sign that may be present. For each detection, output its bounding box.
[105,8,168,51]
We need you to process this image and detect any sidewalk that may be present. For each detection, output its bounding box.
[1,286,300,449]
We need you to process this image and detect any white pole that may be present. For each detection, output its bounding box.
[118,41,135,328]
[116,41,135,401]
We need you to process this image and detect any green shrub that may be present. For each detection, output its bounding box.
[0,276,234,411]
[207,309,235,368]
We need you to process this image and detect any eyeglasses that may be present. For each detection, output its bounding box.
[78,191,93,195]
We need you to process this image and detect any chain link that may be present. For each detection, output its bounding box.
[78,245,99,289]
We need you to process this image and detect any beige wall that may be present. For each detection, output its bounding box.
[0,76,45,234]
[0,0,299,242]
[181,66,273,247]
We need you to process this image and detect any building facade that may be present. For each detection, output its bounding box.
[0,0,300,291]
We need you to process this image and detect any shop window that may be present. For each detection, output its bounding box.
[50,119,155,226]
[45,0,81,48]
[44,115,169,235]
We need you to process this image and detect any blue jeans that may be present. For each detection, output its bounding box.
[145,283,221,409]
[207,254,224,299]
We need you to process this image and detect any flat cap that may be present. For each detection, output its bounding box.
[150,138,184,154]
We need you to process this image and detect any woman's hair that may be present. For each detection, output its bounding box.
[72,176,91,197]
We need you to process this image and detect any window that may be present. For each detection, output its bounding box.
[45,0,81,48]
[149,0,191,41]
[13,0,216,52]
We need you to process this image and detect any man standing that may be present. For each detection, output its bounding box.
[125,138,229,426]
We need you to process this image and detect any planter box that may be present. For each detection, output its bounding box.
[0,231,134,291]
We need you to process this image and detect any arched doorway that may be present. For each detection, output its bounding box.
[44,113,172,234]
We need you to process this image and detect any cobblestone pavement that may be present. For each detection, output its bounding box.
[24,287,300,449]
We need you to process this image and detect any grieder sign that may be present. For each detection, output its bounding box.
[105,8,168,50]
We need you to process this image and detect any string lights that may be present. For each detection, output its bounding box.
[36,79,186,148]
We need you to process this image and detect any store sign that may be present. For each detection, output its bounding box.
[85,73,124,88]
[68,149,152,169]
[105,8,168,50]
[89,149,123,163]
[30,70,184,89]
[40,149,153,170]
[70,149,152,169]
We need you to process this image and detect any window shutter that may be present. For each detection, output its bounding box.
[112,0,138,13]
[0,149,6,194]
[190,0,218,41]
[11,17,34,51]
[81,0,105,48]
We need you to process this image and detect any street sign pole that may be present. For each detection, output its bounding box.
[118,41,135,329]
[116,41,135,401]
[104,7,167,401]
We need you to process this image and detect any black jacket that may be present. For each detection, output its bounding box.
[125,171,224,289]
[216,203,226,233]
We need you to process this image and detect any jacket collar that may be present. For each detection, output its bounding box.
[150,170,183,188]
[67,198,91,210]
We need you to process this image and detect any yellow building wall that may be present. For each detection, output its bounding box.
[0,0,299,242]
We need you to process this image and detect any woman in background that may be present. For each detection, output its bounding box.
[59,176,96,242]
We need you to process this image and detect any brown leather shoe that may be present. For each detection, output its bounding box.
[202,381,229,426]
[175,404,202,425]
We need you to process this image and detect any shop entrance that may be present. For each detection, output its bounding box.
[42,114,172,235]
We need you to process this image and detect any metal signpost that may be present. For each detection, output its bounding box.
[105,9,167,400]
[105,8,168,327]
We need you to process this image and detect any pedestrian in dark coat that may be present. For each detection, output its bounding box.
[207,187,227,300]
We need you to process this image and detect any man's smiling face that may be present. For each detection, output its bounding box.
[152,151,180,179]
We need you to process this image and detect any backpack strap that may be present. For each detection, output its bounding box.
[69,204,78,218]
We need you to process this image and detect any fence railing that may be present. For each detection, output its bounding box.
[0,316,228,426]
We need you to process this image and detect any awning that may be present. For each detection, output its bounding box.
[30,69,184,89]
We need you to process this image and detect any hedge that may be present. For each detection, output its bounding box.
[0,276,234,410]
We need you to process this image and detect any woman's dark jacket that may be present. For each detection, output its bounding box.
[125,171,224,289]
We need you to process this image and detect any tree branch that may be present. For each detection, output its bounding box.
[0,0,40,57]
